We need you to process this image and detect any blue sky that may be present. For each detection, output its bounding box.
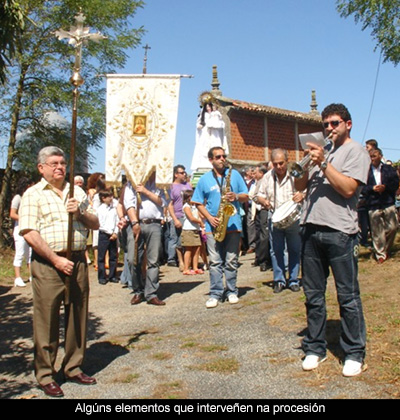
[91,0,400,173]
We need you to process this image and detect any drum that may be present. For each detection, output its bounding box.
[271,200,302,230]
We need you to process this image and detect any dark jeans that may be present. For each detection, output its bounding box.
[255,209,271,266]
[301,224,366,363]
[98,231,118,281]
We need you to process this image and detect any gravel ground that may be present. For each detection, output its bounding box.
[1,253,384,400]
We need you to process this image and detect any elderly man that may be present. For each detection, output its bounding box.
[362,147,399,263]
[257,149,304,293]
[19,146,99,397]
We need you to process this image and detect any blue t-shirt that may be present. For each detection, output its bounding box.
[192,168,248,233]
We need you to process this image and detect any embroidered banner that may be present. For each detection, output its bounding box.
[105,74,182,188]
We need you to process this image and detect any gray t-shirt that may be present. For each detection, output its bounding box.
[300,139,370,234]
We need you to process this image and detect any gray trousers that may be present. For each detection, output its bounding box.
[127,222,163,300]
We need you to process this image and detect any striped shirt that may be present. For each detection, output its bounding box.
[257,170,298,211]
[19,178,90,252]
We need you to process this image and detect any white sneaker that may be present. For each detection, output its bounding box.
[302,355,327,371]
[14,277,26,287]
[206,298,218,308]
[342,360,363,377]
[228,294,239,304]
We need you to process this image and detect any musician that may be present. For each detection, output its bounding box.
[294,103,370,377]
[124,171,167,306]
[192,147,248,308]
[19,146,99,397]
[257,148,304,293]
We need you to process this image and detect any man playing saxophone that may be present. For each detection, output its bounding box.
[192,147,248,308]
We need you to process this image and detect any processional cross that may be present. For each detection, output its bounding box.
[55,12,106,303]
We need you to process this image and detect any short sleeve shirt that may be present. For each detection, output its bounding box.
[300,140,370,234]
[192,168,248,233]
[19,178,91,251]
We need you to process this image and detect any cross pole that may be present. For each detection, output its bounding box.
[55,12,105,303]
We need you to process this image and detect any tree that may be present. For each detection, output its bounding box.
[0,0,145,247]
[0,0,26,84]
[336,0,400,65]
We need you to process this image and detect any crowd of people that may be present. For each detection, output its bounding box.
[9,103,400,397]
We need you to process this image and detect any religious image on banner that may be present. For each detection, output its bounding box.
[105,74,182,188]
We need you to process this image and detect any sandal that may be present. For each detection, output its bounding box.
[194,269,204,274]
[183,270,196,275]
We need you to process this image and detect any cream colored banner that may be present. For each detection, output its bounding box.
[105,74,181,187]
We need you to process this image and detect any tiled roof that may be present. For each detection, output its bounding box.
[218,96,321,124]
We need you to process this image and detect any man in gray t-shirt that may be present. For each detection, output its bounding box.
[294,103,370,378]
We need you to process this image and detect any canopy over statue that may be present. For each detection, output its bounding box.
[105,74,182,188]
[190,91,229,171]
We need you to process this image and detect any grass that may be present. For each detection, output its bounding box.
[1,233,399,398]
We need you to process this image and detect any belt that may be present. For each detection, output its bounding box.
[56,250,86,257]
[140,218,162,224]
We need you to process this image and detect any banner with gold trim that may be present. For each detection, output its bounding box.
[105,74,182,188]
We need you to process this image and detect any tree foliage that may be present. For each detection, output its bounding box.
[0,0,145,246]
[336,0,400,65]
[0,0,26,84]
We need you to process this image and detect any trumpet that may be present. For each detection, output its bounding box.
[289,134,333,178]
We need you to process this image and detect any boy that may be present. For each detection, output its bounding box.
[97,189,119,284]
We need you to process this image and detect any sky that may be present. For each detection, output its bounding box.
[89,0,400,174]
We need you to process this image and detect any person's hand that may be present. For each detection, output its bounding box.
[292,191,305,203]
[225,191,237,202]
[208,216,220,228]
[136,184,148,195]
[305,142,325,167]
[132,223,141,240]
[66,197,80,215]
[54,256,74,275]
[373,184,386,194]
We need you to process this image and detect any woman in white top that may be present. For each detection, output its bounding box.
[10,177,33,287]
[181,190,205,275]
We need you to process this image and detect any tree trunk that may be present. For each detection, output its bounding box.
[0,64,27,247]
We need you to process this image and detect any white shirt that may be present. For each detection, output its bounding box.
[372,163,382,185]
[97,202,118,235]
[258,170,298,211]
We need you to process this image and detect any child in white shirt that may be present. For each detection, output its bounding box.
[96,189,119,284]
[181,190,205,275]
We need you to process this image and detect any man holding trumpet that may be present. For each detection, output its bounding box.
[294,103,370,377]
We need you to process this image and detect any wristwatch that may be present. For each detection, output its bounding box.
[320,160,328,171]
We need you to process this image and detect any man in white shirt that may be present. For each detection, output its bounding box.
[124,172,167,306]
[257,149,304,293]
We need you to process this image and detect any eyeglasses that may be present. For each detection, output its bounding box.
[213,154,227,160]
[44,161,67,169]
[323,120,344,129]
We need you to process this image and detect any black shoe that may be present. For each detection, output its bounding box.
[260,263,267,272]
[109,278,120,283]
[273,283,284,293]
[251,260,260,267]
[167,262,178,267]
[99,279,108,285]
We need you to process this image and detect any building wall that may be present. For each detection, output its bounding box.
[228,109,322,164]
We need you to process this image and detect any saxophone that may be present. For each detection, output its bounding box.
[214,163,237,242]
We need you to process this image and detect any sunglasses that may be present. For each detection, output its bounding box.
[323,120,344,129]
[176,171,186,174]
[213,154,227,160]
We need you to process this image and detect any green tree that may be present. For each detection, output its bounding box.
[0,0,26,84]
[336,0,400,65]
[0,0,145,246]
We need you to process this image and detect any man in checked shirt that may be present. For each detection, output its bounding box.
[19,146,99,398]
